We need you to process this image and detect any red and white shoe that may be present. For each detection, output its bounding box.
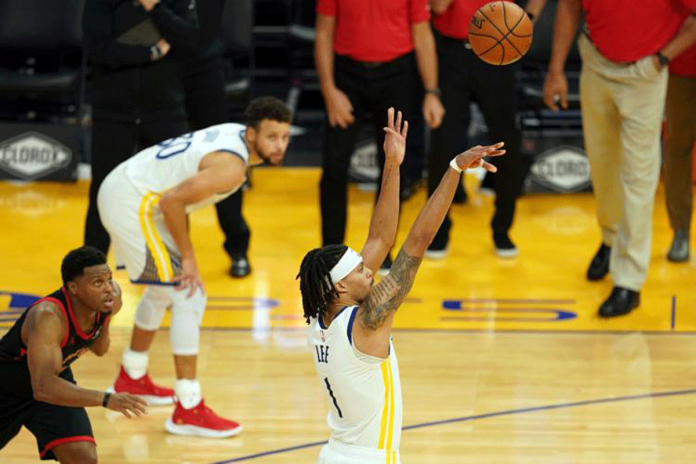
[108,366,175,406]
[165,400,243,438]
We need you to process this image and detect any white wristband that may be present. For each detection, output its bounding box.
[449,158,462,173]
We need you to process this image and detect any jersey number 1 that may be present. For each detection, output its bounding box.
[324,378,343,418]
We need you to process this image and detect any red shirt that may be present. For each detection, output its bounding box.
[583,0,696,63]
[670,43,696,78]
[317,0,430,62]
[432,0,513,40]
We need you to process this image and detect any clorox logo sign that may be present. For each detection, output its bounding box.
[0,132,72,180]
[529,146,591,193]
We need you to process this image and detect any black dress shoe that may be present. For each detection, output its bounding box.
[377,254,392,276]
[598,286,640,318]
[587,243,611,281]
[667,228,690,262]
[229,254,251,278]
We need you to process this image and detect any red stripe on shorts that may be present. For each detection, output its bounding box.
[40,435,96,458]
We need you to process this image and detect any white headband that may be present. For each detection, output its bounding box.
[329,248,363,283]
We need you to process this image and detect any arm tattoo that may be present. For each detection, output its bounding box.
[360,248,422,330]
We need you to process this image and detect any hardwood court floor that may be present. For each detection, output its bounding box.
[2,169,696,463]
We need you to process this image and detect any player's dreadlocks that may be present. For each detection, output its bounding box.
[297,244,348,324]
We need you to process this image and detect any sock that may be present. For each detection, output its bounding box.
[122,349,148,380]
[175,379,201,409]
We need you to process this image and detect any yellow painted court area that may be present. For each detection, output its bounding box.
[2,169,696,463]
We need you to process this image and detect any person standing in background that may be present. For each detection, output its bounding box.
[662,37,696,263]
[178,0,253,278]
[315,0,445,271]
[544,0,696,317]
[82,0,199,254]
[426,0,547,259]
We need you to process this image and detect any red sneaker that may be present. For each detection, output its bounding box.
[109,366,175,405]
[165,400,243,438]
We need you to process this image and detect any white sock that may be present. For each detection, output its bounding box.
[175,379,201,409]
[122,349,148,380]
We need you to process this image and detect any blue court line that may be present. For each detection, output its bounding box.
[210,388,696,463]
[671,295,676,330]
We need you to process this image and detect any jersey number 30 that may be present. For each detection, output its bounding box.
[156,133,194,159]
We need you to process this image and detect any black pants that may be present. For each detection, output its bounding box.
[320,52,420,245]
[429,31,524,248]
[84,117,190,253]
[182,63,250,257]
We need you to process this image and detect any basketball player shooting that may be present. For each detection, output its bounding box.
[97,96,292,438]
[0,246,147,463]
[297,108,505,463]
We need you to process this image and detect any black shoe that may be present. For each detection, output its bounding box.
[598,286,640,318]
[586,243,610,281]
[667,229,690,262]
[425,240,448,259]
[377,254,392,276]
[493,231,518,258]
[453,181,468,204]
[229,254,251,278]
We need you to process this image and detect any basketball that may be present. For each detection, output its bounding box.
[468,1,533,66]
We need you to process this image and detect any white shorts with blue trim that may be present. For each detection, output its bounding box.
[97,164,181,285]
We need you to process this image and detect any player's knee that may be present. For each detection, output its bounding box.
[134,286,171,331]
[167,288,207,324]
[55,441,97,464]
[168,289,206,355]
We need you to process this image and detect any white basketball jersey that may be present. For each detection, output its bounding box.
[309,306,402,454]
[120,123,249,212]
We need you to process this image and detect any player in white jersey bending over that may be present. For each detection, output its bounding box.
[298,107,504,463]
[98,96,292,437]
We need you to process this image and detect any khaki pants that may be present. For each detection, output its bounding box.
[578,34,668,291]
[663,73,696,233]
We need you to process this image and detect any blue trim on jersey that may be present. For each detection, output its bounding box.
[347,306,358,345]
[218,149,247,165]
[335,306,348,318]
[319,306,350,330]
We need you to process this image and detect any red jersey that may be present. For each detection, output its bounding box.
[317,0,430,62]
[582,0,696,63]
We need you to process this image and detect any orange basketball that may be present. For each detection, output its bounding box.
[468,1,533,66]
